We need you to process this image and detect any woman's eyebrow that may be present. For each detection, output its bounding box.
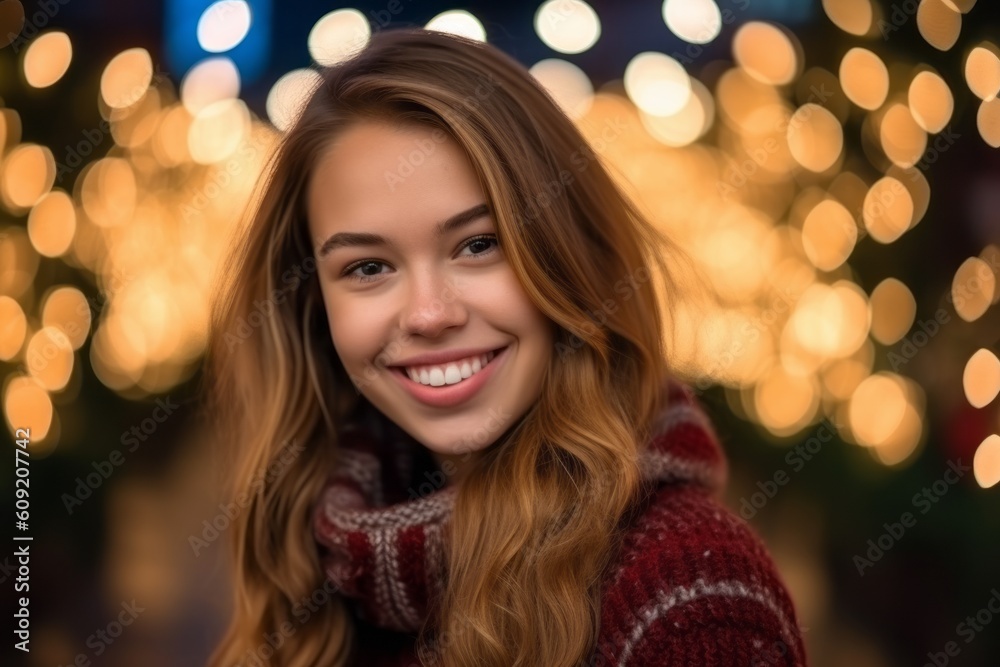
[316,203,491,258]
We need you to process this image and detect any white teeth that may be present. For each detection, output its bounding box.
[404,350,501,387]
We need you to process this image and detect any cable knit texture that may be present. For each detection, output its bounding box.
[312,379,809,666]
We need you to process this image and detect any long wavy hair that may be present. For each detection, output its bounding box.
[206,27,693,667]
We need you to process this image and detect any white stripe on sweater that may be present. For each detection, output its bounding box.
[617,578,799,667]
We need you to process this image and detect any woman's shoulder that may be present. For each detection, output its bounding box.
[592,483,809,667]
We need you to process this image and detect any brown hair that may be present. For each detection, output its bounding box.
[206,27,691,667]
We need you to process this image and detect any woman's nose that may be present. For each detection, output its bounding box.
[399,269,468,336]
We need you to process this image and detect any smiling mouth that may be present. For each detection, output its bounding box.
[391,346,508,387]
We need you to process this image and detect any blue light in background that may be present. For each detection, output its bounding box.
[164,0,271,85]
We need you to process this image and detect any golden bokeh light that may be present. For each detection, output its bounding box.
[801,198,857,271]
[180,57,241,114]
[787,104,843,172]
[27,190,76,258]
[0,295,27,361]
[100,48,154,110]
[80,158,137,227]
[869,278,917,345]
[188,98,251,164]
[942,0,977,11]
[25,326,74,391]
[973,434,1000,489]
[23,30,72,88]
[0,227,40,299]
[308,9,370,66]
[426,10,487,42]
[733,21,800,86]
[871,390,924,466]
[153,105,193,167]
[790,281,869,358]
[640,78,714,147]
[625,52,692,117]
[41,286,91,350]
[977,97,1000,147]
[849,373,908,448]
[908,70,954,133]
[3,375,53,441]
[887,165,930,229]
[530,59,595,120]
[534,0,601,55]
[265,68,323,132]
[755,366,820,437]
[965,44,1000,101]
[822,0,873,36]
[952,256,996,322]
[963,348,1000,408]
[981,244,1000,305]
[663,0,722,45]
[1,143,56,211]
[110,88,163,149]
[880,103,927,168]
[0,108,23,154]
[839,48,889,110]
[917,0,961,51]
[822,346,873,402]
[863,177,914,244]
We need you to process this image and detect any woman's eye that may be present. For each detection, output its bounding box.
[342,261,388,284]
[460,234,500,258]
[341,235,499,284]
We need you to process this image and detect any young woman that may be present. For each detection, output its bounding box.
[206,27,808,667]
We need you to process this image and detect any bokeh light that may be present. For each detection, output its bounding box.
[662,0,722,45]
[822,0,873,36]
[624,52,691,117]
[308,8,370,66]
[181,58,241,114]
[23,30,72,88]
[840,48,889,111]
[426,10,487,42]
[266,68,323,132]
[197,0,252,53]
[733,21,801,86]
[534,0,601,55]
[908,70,954,133]
[530,59,594,120]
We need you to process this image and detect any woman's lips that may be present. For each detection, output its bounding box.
[390,345,510,408]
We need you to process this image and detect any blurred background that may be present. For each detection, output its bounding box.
[2,0,1000,665]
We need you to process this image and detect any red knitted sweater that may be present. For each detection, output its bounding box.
[312,379,809,666]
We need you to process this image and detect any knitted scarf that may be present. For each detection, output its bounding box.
[312,378,728,635]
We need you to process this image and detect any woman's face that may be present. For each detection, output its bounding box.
[307,119,554,470]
